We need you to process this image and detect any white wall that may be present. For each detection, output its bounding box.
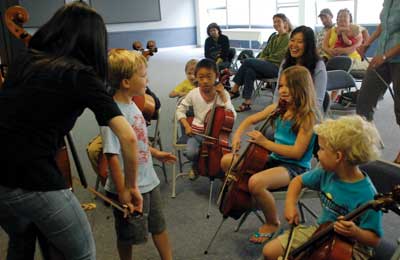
[106,0,196,32]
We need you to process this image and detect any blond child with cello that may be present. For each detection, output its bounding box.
[221,66,320,243]
[176,58,236,179]
[263,115,382,260]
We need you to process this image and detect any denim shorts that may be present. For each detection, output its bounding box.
[106,185,166,245]
[266,157,308,179]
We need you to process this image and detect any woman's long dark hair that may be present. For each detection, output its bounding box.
[29,1,108,81]
[281,26,320,76]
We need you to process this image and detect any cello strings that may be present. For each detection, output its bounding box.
[216,152,237,205]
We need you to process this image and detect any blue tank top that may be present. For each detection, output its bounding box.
[270,117,315,169]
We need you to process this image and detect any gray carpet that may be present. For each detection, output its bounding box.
[1,46,400,260]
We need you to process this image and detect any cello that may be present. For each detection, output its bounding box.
[197,75,235,178]
[287,185,400,260]
[218,99,287,219]
[132,93,156,122]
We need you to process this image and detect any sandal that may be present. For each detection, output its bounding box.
[229,91,240,100]
[249,231,275,244]
[236,103,251,112]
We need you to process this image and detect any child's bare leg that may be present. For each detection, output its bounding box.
[221,152,241,173]
[231,83,240,93]
[395,151,400,164]
[117,241,132,260]
[263,238,284,260]
[152,230,172,260]
[248,167,291,243]
[330,90,338,101]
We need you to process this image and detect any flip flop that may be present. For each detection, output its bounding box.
[249,231,275,244]
[236,103,251,112]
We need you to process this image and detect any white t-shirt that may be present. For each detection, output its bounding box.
[101,101,159,194]
[175,88,236,133]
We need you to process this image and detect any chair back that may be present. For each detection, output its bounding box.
[326,70,357,91]
[326,56,353,72]
[360,160,400,194]
[360,160,400,260]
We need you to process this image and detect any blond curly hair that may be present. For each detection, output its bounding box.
[314,115,381,165]
[108,48,147,90]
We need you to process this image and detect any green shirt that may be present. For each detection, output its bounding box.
[258,32,289,66]
[377,0,400,63]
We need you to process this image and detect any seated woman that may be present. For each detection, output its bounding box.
[204,23,235,70]
[273,26,327,111]
[322,8,364,100]
[323,9,362,61]
[229,13,292,112]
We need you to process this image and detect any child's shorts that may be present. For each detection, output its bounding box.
[277,225,373,260]
[266,158,308,179]
[106,185,166,245]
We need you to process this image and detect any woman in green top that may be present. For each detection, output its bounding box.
[230,13,292,112]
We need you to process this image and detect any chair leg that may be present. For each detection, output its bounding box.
[235,210,251,232]
[171,156,177,198]
[95,176,100,192]
[178,150,183,173]
[157,135,168,183]
[235,209,264,232]
[298,202,306,223]
[206,179,214,219]
[253,210,265,224]
[298,201,319,224]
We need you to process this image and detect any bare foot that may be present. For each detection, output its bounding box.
[249,223,280,244]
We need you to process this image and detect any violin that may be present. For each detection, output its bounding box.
[3,5,74,189]
[218,100,287,220]
[132,93,156,122]
[197,75,235,178]
[288,185,400,260]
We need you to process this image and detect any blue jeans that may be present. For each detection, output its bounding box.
[233,58,279,99]
[0,186,95,260]
[184,135,204,168]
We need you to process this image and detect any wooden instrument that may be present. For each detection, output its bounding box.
[289,185,400,260]
[197,76,235,179]
[132,93,156,122]
[218,100,287,220]
[4,5,32,45]
[132,40,158,59]
[197,105,235,178]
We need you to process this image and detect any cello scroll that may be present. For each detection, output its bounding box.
[4,5,32,46]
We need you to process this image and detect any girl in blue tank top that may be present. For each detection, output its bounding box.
[221,66,321,244]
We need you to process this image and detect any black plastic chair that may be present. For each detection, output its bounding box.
[360,160,400,260]
[326,56,353,72]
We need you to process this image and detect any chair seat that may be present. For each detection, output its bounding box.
[330,102,356,111]
[350,69,367,80]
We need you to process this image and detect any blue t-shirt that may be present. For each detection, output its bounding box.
[101,101,160,194]
[270,117,316,169]
[301,168,383,237]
